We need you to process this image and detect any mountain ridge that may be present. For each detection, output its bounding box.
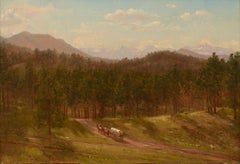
[3,31,90,58]
[82,43,233,60]
[177,48,209,59]
[182,44,233,57]
[2,31,234,60]
[0,36,5,42]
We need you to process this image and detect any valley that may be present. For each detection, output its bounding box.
[0,32,239,163]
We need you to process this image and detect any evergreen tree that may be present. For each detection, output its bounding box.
[198,53,225,113]
[36,67,65,135]
[227,52,240,119]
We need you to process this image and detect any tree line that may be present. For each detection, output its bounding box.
[0,43,239,134]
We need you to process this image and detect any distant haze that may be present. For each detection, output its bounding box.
[1,31,233,59]
[1,0,239,59]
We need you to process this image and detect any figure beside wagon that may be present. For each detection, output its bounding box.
[96,124,124,141]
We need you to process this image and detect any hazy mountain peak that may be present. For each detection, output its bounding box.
[183,44,232,57]
[177,44,232,60]
[18,31,31,35]
[177,48,208,59]
[5,31,89,57]
[0,36,5,42]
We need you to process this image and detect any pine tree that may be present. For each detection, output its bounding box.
[227,52,240,119]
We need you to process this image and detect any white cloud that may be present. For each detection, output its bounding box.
[166,3,176,9]
[1,4,56,24]
[121,20,161,31]
[104,8,160,31]
[0,4,58,37]
[199,39,239,51]
[180,9,212,20]
[104,8,151,22]
[0,8,29,36]
[195,10,210,17]
[0,8,27,26]
[146,21,161,27]
[72,23,107,48]
[71,23,92,34]
[218,40,240,51]
[180,12,191,20]
[17,4,56,18]
[200,39,213,45]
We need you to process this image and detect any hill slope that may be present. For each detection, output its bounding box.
[116,51,204,73]
[0,36,5,42]
[177,48,209,59]
[96,108,239,157]
[1,106,239,163]
[5,31,89,57]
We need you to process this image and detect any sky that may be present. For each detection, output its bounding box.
[0,0,239,51]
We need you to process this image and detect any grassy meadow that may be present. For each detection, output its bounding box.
[0,106,239,163]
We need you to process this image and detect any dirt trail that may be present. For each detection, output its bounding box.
[75,119,109,139]
[75,119,240,161]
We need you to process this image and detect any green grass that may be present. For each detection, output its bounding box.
[95,109,239,156]
[0,107,239,163]
[72,141,226,164]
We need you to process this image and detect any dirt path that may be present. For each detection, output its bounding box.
[75,119,110,139]
[75,119,240,161]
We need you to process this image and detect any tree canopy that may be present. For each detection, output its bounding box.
[0,42,239,134]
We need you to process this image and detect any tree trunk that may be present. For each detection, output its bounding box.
[0,140,2,164]
[48,108,52,135]
[154,103,158,116]
[164,103,168,114]
[135,102,139,117]
[112,105,116,118]
[0,90,2,164]
[213,96,217,114]
[2,89,5,110]
[77,106,80,118]
[173,98,178,114]
[6,90,10,110]
[63,103,67,117]
[233,108,237,120]
[74,105,77,118]
[0,87,2,109]
[99,105,105,118]
[71,107,74,117]
[206,93,211,113]
[93,103,97,119]
[84,107,88,119]
[207,94,213,114]
[233,92,237,120]
[124,104,128,117]
[31,88,34,110]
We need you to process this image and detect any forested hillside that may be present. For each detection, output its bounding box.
[0,42,239,135]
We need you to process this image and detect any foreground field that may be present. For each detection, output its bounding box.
[0,107,239,163]
[96,108,240,156]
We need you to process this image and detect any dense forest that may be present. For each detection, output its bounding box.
[0,42,239,134]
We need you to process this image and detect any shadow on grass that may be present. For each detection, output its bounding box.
[64,120,92,136]
[130,118,161,140]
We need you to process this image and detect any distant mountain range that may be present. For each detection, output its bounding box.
[0,31,233,60]
[0,36,5,42]
[84,44,232,60]
[82,47,142,59]
[177,44,233,60]
[183,44,233,56]
[176,48,208,59]
[1,31,89,58]
[82,45,168,59]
